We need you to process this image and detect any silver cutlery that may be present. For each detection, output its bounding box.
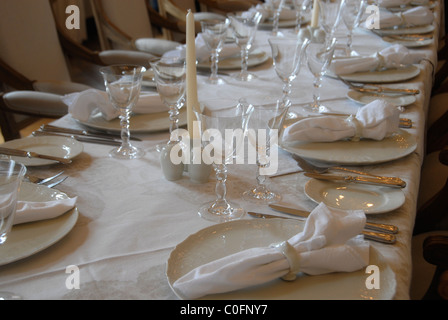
[248,212,396,244]
[292,154,406,187]
[304,172,407,188]
[0,147,72,164]
[268,203,399,234]
[33,131,122,147]
[26,171,64,185]
[40,124,142,142]
[338,76,420,95]
[45,176,68,188]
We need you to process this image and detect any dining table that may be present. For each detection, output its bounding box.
[0,1,444,301]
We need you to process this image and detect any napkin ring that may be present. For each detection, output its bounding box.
[345,115,362,142]
[270,241,300,281]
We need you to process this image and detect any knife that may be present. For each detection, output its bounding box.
[0,146,72,164]
[304,172,407,188]
[248,212,396,244]
[33,131,122,147]
[268,203,399,234]
[40,125,142,142]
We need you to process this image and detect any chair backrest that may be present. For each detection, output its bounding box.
[89,0,154,50]
[0,0,71,83]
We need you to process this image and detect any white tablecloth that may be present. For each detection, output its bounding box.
[0,3,442,300]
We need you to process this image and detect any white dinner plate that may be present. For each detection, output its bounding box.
[167,218,396,300]
[304,178,405,214]
[1,136,83,167]
[372,24,435,36]
[328,65,420,83]
[197,49,269,70]
[281,129,417,165]
[0,182,78,266]
[382,36,433,48]
[77,109,187,134]
[347,90,417,106]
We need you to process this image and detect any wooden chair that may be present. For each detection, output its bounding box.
[197,0,262,14]
[89,0,183,56]
[0,0,156,141]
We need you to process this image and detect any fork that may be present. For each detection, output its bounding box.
[26,171,64,185]
[338,76,420,95]
[292,154,406,186]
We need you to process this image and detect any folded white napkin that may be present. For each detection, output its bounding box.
[330,44,424,75]
[282,100,400,143]
[365,6,434,29]
[173,202,370,299]
[162,33,241,63]
[62,89,166,122]
[13,196,78,225]
[245,3,297,21]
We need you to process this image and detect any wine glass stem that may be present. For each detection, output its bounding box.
[282,82,292,106]
[273,11,281,35]
[240,48,249,76]
[214,163,228,205]
[120,108,132,149]
[168,104,180,136]
[210,50,220,82]
[294,12,302,33]
[256,160,268,191]
[346,31,353,56]
[313,76,322,109]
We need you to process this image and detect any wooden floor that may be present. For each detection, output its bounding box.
[0,118,54,144]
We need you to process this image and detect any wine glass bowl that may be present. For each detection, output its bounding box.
[200,18,231,85]
[194,99,252,223]
[305,38,337,113]
[318,0,343,45]
[100,65,146,160]
[243,99,290,203]
[228,11,263,82]
[150,59,186,148]
[269,36,310,106]
[0,159,26,300]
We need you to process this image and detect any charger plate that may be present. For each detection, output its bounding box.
[167,218,396,300]
[281,129,417,165]
[0,182,78,266]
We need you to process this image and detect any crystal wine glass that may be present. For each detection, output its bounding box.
[228,11,263,82]
[100,65,146,160]
[269,36,310,106]
[150,58,186,150]
[269,0,286,36]
[341,0,366,56]
[305,38,337,113]
[0,160,26,300]
[243,99,290,203]
[318,0,343,46]
[200,18,230,85]
[292,0,312,34]
[194,99,253,222]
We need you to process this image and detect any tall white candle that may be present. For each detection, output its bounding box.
[186,10,200,139]
[311,0,319,28]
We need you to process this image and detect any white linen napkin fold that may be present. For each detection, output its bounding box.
[378,0,412,7]
[365,6,434,29]
[330,44,424,75]
[282,100,400,143]
[163,33,242,63]
[62,89,166,122]
[173,203,370,299]
[13,196,78,225]
[244,3,297,21]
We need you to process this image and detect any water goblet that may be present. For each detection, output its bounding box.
[268,36,310,106]
[150,59,186,150]
[228,11,263,82]
[318,0,343,45]
[100,65,146,160]
[0,160,26,300]
[305,38,337,113]
[243,99,290,203]
[200,18,230,85]
[292,0,312,34]
[194,99,253,223]
[341,0,366,56]
[269,0,286,36]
